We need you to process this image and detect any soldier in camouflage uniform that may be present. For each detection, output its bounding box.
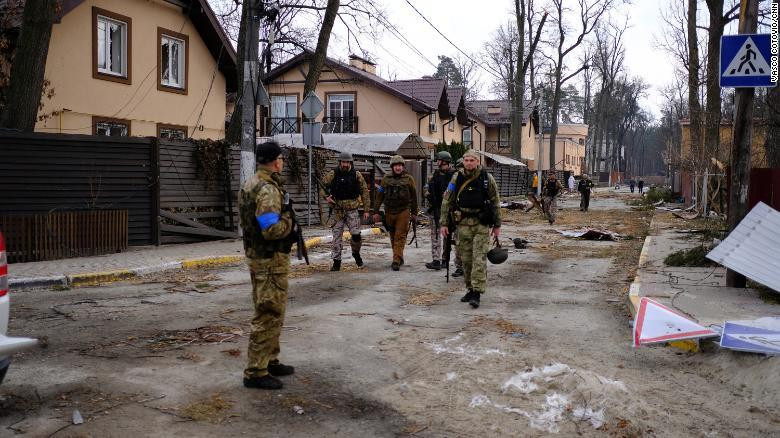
[320,152,370,271]
[373,155,418,271]
[440,150,501,309]
[542,171,564,224]
[425,151,455,270]
[239,141,297,390]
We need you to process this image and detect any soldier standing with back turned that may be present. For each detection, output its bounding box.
[425,151,455,270]
[440,150,501,309]
[239,141,297,390]
[373,155,418,271]
[321,152,370,271]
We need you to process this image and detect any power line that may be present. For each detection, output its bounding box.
[403,0,504,80]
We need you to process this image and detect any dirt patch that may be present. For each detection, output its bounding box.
[289,262,362,278]
[407,291,450,306]
[144,325,244,351]
[470,315,527,336]
[178,393,234,423]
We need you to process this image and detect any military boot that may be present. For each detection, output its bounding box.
[469,292,481,309]
[391,261,400,271]
[243,375,283,390]
[460,289,475,302]
[452,267,464,277]
[268,361,295,376]
[330,259,341,271]
[425,260,441,270]
[353,252,363,267]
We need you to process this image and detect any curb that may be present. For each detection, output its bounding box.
[11,227,384,290]
[627,233,699,353]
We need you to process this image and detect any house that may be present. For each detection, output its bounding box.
[540,123,588,175]
[679,119,767,168]
[1,0,237,139]
[262,51,477,151]
[466,100,540,167]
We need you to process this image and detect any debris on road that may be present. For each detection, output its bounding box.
[707,202,780,292]
[511,237,528,249]
[72,409,84,425]
[559,229,621,241]
[179,394,233,423]
[719,317,780,355]
[672,210,700,220]
[292,405,305,415]
[501,200,533,210]
[633,297,718,347]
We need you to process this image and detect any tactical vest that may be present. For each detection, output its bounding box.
[384,174,412,210]
[431,169,455,205]
[240,175,294,258]
[545,179,561,197]
[455,170,489,210]
[330,167,360,200]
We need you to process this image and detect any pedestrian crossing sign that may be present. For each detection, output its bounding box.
[720,34,776,88]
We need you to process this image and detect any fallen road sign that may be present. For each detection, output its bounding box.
[720,317,780,355]
[633,297,719,347]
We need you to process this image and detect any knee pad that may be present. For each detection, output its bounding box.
[351,233,362,243]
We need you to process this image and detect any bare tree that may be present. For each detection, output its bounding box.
[304,0,340,96]
[686,0,703,169]
[0,0,57,131]
[483,22,518,100]
[547,0,614,170]
[454,54,483,100]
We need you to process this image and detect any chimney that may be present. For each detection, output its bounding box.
[349,54,376,75]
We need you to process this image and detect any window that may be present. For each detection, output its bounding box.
[463,127,472,147]
[429,113,437,133]
[157,123,187,140]
[93,116,130,136]
[326,93,356,133]
[499,125,510,147]
[158,28,189,94]
[448,120,454,132]
[92,7,131,84]
[579,138,584,145]
[270,95,299,134]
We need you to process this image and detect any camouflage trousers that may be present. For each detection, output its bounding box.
[244,254,290,379]
[457,219,491,293]
[385,209,410,263]
[434,224,462,268]
[542,196,558,223]
[331,209,362,260]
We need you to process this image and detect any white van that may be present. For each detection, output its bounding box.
[0,232,37,384]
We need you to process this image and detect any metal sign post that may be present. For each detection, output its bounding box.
[300,92,324,226]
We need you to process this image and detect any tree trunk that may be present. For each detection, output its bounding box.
[225,1,250,144]
[764,77,780,167]
[549,63,563,170]
[704,0,725,164]
[687,0,703,168]
[0,0,57,131]
[303,0,340,97]
[511,0,526,159]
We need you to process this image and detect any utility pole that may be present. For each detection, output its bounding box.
[726,0,758,288]
[240,0,261,187]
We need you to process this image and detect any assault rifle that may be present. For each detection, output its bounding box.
[293,222,309,265]
[441,213,454,282]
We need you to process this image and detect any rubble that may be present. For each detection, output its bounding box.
[559,229,621,241]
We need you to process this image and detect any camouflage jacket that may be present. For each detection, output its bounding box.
[374,172,418,215]
[238,168,294,271]
[440,166,501,228]
[320,166,370,211]
[542,178,565,198]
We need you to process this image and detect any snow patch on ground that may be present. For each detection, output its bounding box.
[425,333,507,361]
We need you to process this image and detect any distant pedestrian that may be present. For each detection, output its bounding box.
[568,174,575,193]
[239,141,297,390]
[578,174,595,212]
[630,180,635,193]
[373,155,418,271]
[321,152,370,272]
[638,180,645,194]
[542,171,564,224]
[532,173,539,193]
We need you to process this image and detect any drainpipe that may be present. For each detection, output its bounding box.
[442,116,455,143]
[417,112,429,136]
[473,124,483,151]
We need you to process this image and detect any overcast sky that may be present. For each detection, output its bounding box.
[320,0,678,121]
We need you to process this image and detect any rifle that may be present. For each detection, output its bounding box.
[293,222,310,265]
[407,216,418,247]
[442,213,453,282]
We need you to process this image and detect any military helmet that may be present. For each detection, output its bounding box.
[338,151,353,162]
[455,158,464,168]
[487,240,508,264]
[435,151,452,163]
[390,155,405,166]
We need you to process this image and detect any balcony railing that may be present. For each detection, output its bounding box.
[322,116,358,134]
[485,140,510,150]
[265,117,300,135]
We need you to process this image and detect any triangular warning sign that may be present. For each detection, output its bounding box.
[723,36,771,77]
[633,297,718,347]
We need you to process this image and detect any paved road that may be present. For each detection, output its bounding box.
[2,193,778,437]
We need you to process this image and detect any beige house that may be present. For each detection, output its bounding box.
[466,100,539,165]
[262,52,480,153]
[12,0,237,139]
[539,123,588,174]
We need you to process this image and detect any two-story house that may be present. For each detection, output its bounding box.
[466,100,538,164]
[2,0,237,140]
[541,123,587,175]
[262,51,478,150]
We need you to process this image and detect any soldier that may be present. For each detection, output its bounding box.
[578,173,595,212]
[425,151,455,270]
[542,170,564,224]
[373,155,418,271]
[239,141,297,390]
[451,158,465,277]
[440,150,501,309]
[321,152,370,271]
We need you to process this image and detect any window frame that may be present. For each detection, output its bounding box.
[269,93,301,134]
[325,92,357,133]
[157,27,189,95]
[462,126,472,146]
[93,116,131,136]
[92,7,132,85]
[429,113,437,133]
[157,123,188,140]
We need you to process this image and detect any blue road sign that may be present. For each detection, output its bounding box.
[720,34,776,88]
[720,318,780,355]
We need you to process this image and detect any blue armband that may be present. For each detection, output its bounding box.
[447,182,456,192]
[256,212,280,230]
[377,186,385,193]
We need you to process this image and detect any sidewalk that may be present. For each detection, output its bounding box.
[628,210,778,352]
[9,226,383,290]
